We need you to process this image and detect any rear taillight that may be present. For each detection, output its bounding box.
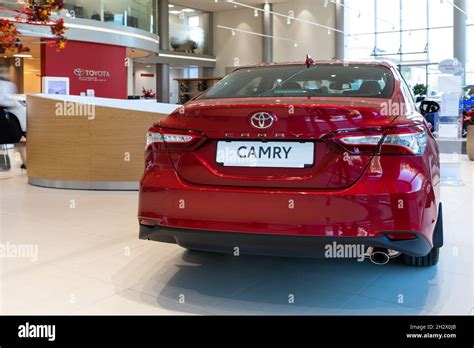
[146,128,204,152]
[380,126,428,156]
[337,132,384,155]
[334,126,428,156]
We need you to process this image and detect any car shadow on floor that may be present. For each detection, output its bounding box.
[133,249,439,315]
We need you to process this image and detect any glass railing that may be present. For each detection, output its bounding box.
[61,0,156,34]
[1,0,156,34]
[2,1,214,56]
[169,4,210,55]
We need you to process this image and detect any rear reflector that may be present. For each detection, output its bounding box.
[385,233,417,241]
[139,219,158,227]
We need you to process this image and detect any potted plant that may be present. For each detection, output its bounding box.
[413,84,428,97]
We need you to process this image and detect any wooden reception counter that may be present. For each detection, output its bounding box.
[27,95,178,190]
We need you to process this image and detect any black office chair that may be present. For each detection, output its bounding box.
[104,11,114,22]
[73,5,84,18]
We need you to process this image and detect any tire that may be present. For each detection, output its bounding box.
[401,246,439,267]
[401,204,443,267]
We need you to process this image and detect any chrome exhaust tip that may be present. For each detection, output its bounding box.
[368,248,391,265]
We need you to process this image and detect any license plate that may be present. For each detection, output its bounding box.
[216,141,314,168]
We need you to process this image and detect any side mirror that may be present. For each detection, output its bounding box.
[419,100,440,116]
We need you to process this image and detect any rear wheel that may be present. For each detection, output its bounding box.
[401,246,439,267]
[401,203,443,267]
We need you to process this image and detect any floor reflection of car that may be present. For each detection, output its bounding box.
[139,61,443,267]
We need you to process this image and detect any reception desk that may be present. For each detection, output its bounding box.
[27,94,178,190]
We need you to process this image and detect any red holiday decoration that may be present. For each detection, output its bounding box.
[0,1,67,53]
[142,88,156,99]
[305,54,315,68]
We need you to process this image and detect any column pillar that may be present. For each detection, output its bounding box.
[127,58,134,97]
[206,12,214,56]
[262,3,273,64]
[453,0,466,83]
[157,0,170,103]
[335,0,345,60]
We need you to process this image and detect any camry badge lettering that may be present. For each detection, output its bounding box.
[250,112,276,129]
[237,146,293,160]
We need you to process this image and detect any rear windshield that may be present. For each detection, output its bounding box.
[199,64,395,99]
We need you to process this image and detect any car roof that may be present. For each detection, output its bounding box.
[235,60,397,70]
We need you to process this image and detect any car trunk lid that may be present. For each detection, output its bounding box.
[159,97,398,189]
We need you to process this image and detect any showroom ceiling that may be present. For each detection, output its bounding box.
[171,0,288,12]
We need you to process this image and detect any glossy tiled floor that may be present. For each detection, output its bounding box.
[0,156,473,315]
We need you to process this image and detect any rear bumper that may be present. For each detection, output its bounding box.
[139,162,438,236]
[139,224,432,257]
[139,154,440,255]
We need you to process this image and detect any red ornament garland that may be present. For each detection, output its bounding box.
[0,19,30,53]
[0,0,68,53]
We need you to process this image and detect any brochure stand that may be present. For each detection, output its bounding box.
[437,71,464,186]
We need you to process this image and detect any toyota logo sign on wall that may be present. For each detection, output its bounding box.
[74,68,85,77]
[250,112,276,129]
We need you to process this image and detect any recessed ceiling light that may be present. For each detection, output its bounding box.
[168,4,174,7]
[169,10,181,14]
[182,8,195,12]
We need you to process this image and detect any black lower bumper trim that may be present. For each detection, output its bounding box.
[139,224,432,258]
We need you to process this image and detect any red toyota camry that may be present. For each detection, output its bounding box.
[139,61,443,267]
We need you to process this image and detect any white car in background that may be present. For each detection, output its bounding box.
[6,94,27,133]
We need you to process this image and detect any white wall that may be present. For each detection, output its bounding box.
[213,8,263,76]
[213,0,336,76]
[23,58,41,94]
[170,68,185,104]
[273,0,336,62]
[134,64,156,96]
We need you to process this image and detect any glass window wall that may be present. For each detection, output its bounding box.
[345,0,458,89]
[467,1,474,85]
[346,0,453,64]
